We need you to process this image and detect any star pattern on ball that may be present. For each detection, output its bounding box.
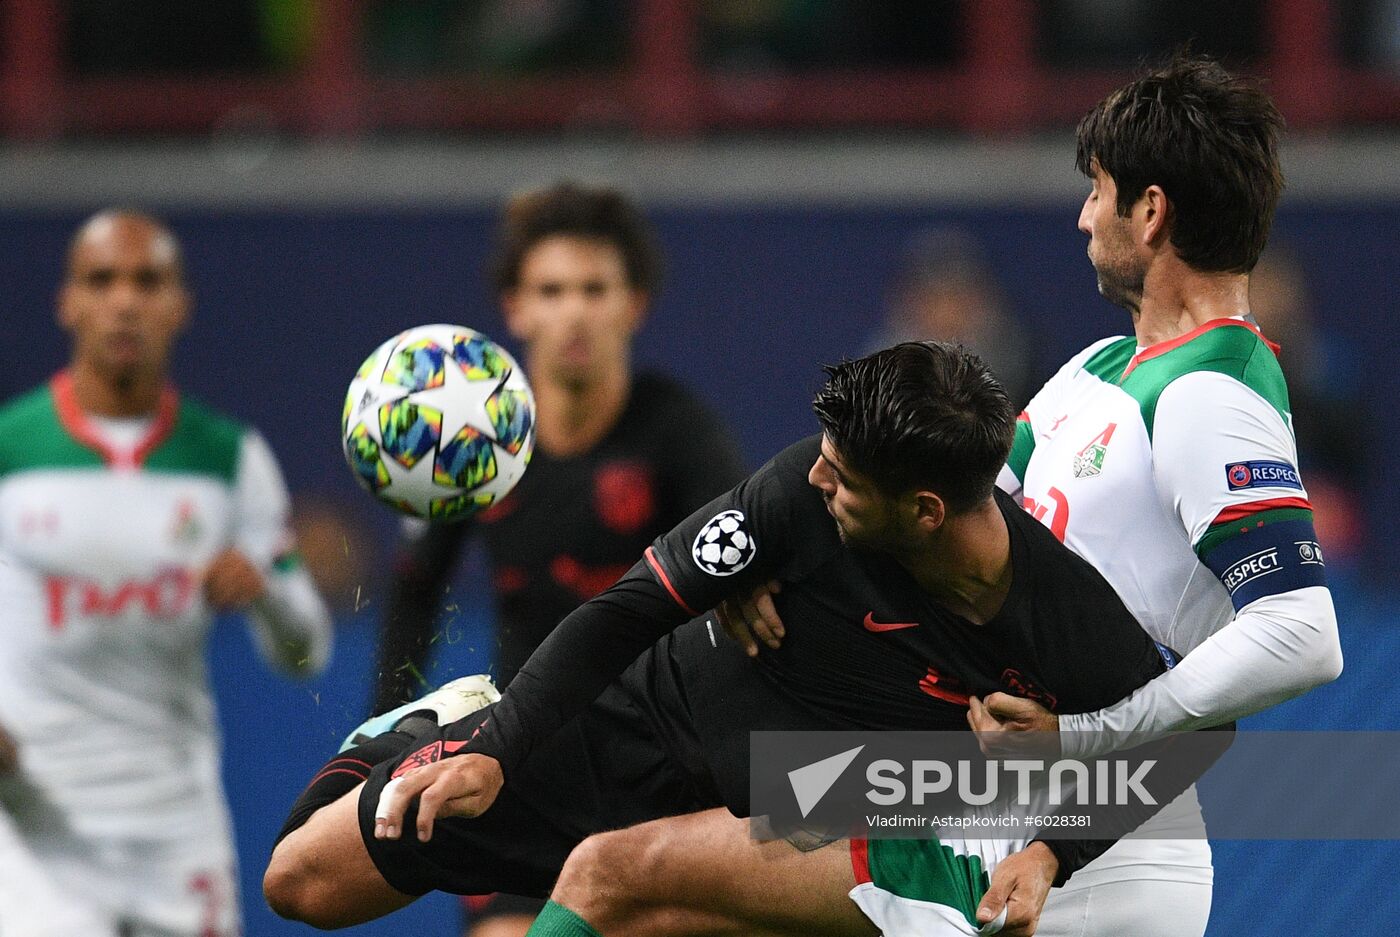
[343,326,536,521]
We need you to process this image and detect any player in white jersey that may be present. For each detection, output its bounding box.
[0,211,333,937]
[964,54,1343,937]
[511,55,1343,937]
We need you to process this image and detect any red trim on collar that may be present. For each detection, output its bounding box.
[51,370,180,470]
[1120,318,1281,380]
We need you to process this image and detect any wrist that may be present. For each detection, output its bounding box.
[1030,838,1076,887]
[1025,841,1059,884]
[1057,710,1095,759]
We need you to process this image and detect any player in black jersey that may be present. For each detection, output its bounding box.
[265,343,1219,934]
[375,180,746,703]
[373,182,745,936]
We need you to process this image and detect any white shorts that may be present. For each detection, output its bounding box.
[1037,872,1213,937]
[1038,789,1213,937]
[0,807,118,937]
[0,785,240,937]
[847,834,1212,937]
[40,834,241,937]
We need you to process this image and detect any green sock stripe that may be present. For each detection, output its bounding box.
[524,900,605,937]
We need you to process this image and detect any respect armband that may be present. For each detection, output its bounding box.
[1200,517,1328,610]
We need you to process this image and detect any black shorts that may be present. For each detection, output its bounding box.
[357,663,718,898]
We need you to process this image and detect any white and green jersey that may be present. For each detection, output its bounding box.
[996,318,1341,883]
[1001,317,1320,659]
[0,374,331,843]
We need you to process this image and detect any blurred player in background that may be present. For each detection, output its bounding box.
[864,226,1036,407]
[718,54,1343,937]
[0,210,332,937]
[372,181,746,937]
[1247,244,1366,558]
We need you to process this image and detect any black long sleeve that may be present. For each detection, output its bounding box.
[464,560,695,778]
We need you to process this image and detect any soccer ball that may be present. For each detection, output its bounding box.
[341,324,535,521]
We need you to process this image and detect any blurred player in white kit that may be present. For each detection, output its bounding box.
[0,210,332,936]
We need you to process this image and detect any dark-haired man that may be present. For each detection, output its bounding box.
[719,55,1344,936]
[265,342,1217,936]
[372,181,745,935]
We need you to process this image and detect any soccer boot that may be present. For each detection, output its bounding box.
[340,673,500,752]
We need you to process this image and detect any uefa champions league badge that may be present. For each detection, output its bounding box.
[692,509,757,576]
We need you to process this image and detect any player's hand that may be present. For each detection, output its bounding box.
[373,753,504,843]
[203,548,267,610]
[976,841,1058,936]
[967,693,1060,758]
[715,580,784,656]
[0,722,17,775]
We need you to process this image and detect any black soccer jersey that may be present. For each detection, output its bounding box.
[375,372,747,709]
[469,435,1171,785]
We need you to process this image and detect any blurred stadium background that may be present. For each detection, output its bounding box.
[0,1,1395,934]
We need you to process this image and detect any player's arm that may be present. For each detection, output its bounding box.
[230,431,333,677]
[372,518,470,713]
[375,447,819,839]
[976,571,1231,887]
[467,446,811,781]
[1061,371,1342,758]
[1032,721,1236,887]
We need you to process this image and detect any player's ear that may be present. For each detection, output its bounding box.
[170,283,192,334]
[623,288,649,334]
[913,490,946,533]
[55,283,78,334]
[500,290,532,342]
[1139,185,1171,248]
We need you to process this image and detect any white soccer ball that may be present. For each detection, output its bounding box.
[341,324,536,521]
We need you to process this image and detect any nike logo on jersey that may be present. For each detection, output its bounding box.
[862,613,919,633]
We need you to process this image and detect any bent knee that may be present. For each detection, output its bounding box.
[263,847,312,923]
[554,827,658,928]
[264,837,345,928]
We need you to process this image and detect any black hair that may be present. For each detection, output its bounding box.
[1075,52,1284,273]
[813,342,1015,513]
[489,181,663,293]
